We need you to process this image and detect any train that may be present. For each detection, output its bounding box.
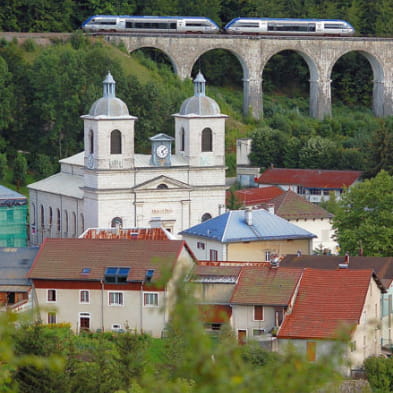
[81,15,355,36]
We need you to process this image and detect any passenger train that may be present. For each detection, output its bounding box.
[81,15,355,36]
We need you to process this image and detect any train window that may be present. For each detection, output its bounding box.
[324,23,343,29]
[98,21,117,25]
[238,22,259,28]
[186,22,204,27]
[308,24,316,32]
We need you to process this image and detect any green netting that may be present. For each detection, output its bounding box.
[0,205,28,247]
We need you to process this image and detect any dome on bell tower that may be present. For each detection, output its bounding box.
[179,72,221,116]
[88,72,130,117]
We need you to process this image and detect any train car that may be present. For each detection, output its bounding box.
[82,15,220,34]
[224,17,355,36]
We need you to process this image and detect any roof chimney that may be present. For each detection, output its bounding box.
[270,255,280,269]
[245,208,253,226]
[266,203,275,215]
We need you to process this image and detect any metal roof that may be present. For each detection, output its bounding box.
[0,185,27,206]
[180,209,316,243]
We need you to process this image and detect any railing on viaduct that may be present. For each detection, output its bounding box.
[3,32,393,119]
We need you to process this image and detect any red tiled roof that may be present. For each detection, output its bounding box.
[193,265,242,277]
[266,190,333,220]
[256,168,362,189]
[226,186,284,207]
[28,238,194,283]
[277,268,374,340]
[81,227,171,240]
[230,266,303,305]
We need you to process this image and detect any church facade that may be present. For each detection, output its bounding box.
[28,72,227,245]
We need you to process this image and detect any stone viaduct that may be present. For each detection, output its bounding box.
[104,33,393,120]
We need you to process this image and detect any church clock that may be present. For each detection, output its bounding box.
[150,133,174,167]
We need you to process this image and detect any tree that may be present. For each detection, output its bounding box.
[0,153,7,181]
[12,152,27,189]
[333,170,393,256]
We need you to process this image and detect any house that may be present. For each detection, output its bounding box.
[236,138,260,187]
[27,238,196,336]
[0,247,38,311]
[256,168,362,203]
[226,186,284,209]
[277,268,385,376]
[180,208,316,262]
[28,72,227,245]
[261,190,337,253]
[280,254,393,352]
[230,265,303,348]
[0,185,28,247]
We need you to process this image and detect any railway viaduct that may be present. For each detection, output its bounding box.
[103,33,393,120]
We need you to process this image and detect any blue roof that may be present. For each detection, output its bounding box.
[180,209,316,243]
[0,185,27,207]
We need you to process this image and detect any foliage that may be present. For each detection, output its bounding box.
[12,152,27,189]
[0,153,7,180]
[333,170,393,256]
[364,356,393,393]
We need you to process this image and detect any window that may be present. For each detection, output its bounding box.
[307,341,316,361]
[89,130,94,154]
[109,292,124,306]
[157,183,168,189]
[47,289,56,302]
[197,241,205,250]
[265,251,271,262]
[253,329,265,336]
[209,249,218,261]
[64,210,68,233]
[105,267,130,283]
[80,213,84,233]
[48,312,56,324]
[180,128,185,151]
[145,269,154,282]
[40,205,45,228]
[49,207,53,227]
[57,209,61,232]
[254,305,264,321]
[111,130,122,154]
[144,292,158,307]
[201,128,213,152]
[72,212,77,235]
[201,213,212,222]
[80,290,90,304]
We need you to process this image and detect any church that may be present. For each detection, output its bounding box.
[28,72,228,245]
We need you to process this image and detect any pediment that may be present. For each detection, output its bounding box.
[133,175,192,191]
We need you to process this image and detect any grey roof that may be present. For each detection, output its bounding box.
[0,247,38,287]
[28,172,84,199]
[180,209,316,243]
[86,72,133,118]
[59,151,84,166]
[0,185,27,206]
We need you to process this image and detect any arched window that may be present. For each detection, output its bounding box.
[40,205,45,228]
[49,207,53,227]
[201,213,212,222]
[201,128,212,152]
[89,130,94,154]
[157,183,168,189]
[111,217,123,228]
[180,127,185,151]
[80,213,84,233]
[64,210,68,234]
[31,203,36,226]
[72,212,77,235]
[111,130,122,154]
[57,209,61,232]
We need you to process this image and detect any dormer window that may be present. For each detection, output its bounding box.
[145,269,155,282]
[104,267,130,283]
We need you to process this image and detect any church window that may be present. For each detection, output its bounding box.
[111,217,123,228]
[40,205,45,229]
[57,209,61,232]
[180,128,185,151]
[111,130,122,154]
[89,130,94,154]
[201,128,212,152]
[49,207,53,227]
[72,212,77,235]
[157,183,168,189]
[201,213,212,222]
[64,210,68,234]
[80,213,84,233]
[31,203,36,226]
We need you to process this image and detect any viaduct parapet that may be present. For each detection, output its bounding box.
[104,34,393,119]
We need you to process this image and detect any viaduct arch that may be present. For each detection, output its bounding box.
[105,34,393,120]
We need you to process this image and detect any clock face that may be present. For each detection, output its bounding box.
[156,144,169,159]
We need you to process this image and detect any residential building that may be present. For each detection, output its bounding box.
[180,208,316,262]
[0,185,28,247]
[236,138,260,187]
[277,268,384,376]
[256,168,362,203]
[262,190,337,253]
[27,238,196,336]
[227,186,284,209]
[28,72,227,245]
[0,247,37,311]
[280,254,393,351]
